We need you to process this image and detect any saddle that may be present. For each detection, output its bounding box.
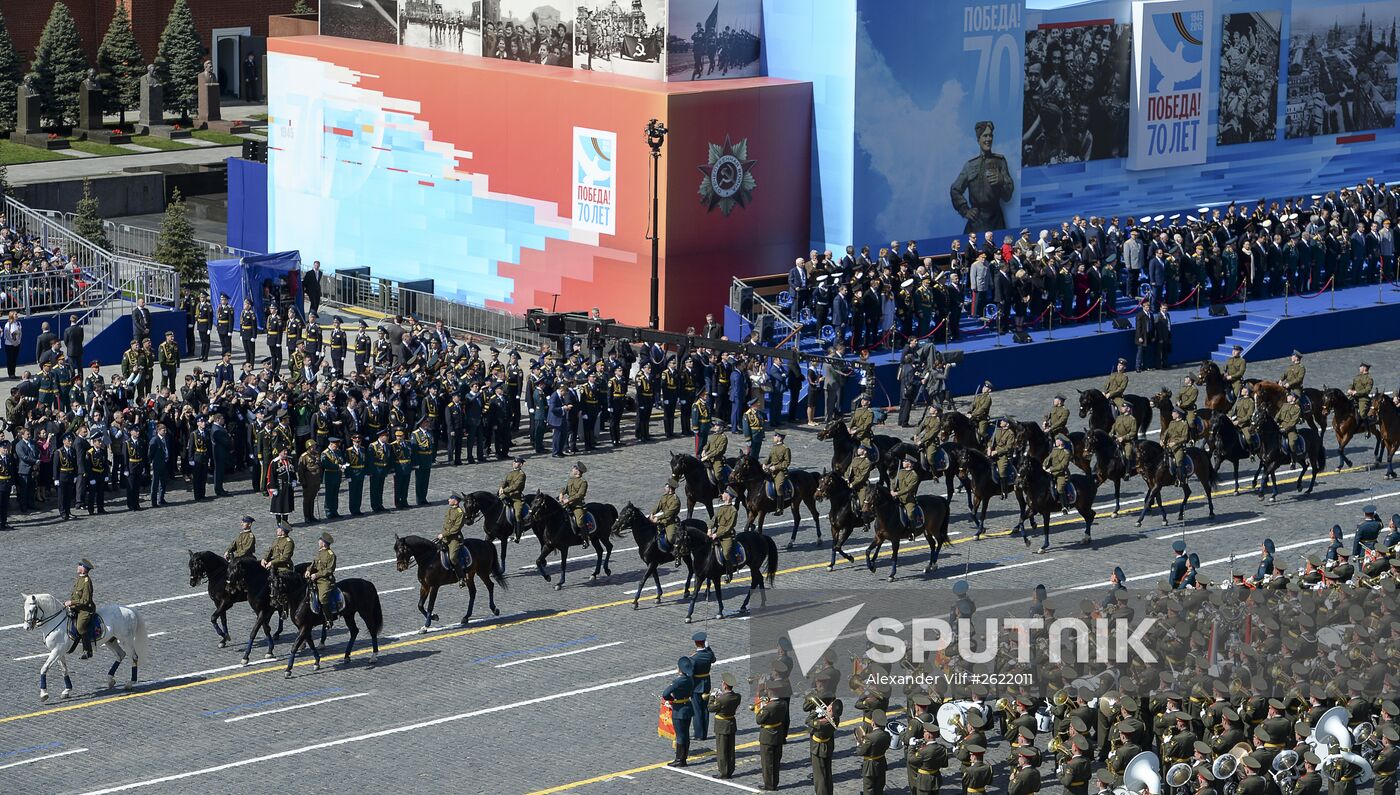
[311,586,344,618]
[713,542,746,570]
[1059,482,1078,507]
[992,464,1017,486]
[570,510,596,538]
[764,479,795,502]
[928,447,950,473]
[1289,436,1306,459]
[67,613,104,643]
[860,444,881,464]
[439,544,473,573]
[1298,394,1313,413]
[898,503,925,530]
[1188,416,1205,436]
[1170,455,1196,481]
[707,465,732,488]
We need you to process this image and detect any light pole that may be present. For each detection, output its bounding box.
[645,118,668,330]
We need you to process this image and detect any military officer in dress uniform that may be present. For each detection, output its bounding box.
[65,558,96,658]
[1009,746,1042,795]
[226,515,256,562]
[1374,725,1400,795]
[307,532,337,619]
[663,656,695,767]
[707,672,741,778]
[411,418,435,506]
[765,431,791,514]
[755,682,787,791]
[856,707,892,794]
[499,457,527,542]
[1169,539,1189,589]
[1060,734,1092,795]
[1281,350,1306,395]
[808,693,839,795]
[261,522,294,576]
[963,744,994,795]
[911,719,947,795]
[1355,504,1383,560]
[1105,359,1130,410]
[561,463,588,533]
[743,399,765,459]
[689,631,715,740]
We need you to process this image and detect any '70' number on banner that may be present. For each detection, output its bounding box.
[963,34,1020,110]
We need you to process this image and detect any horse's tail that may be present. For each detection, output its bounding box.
[488,542,508,590]
[764,535,779,587]
[131,608,150,668]
[937,500,951,545]
[356,580,385,637]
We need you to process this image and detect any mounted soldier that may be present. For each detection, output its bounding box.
[498,457,526,542]
[64,559,97,658]
[438,493,468,586]
[306,532,339,621]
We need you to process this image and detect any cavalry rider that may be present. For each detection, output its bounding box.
[915,403,944,468]
[64,558,97,658]
[261,521,295,577]
[1275,392,1303,456]
[226,515,257,563]
[765,431,791,515]
[709,488,739,568]
[892,455,920,525]
[439,493,468,586]
[849,396,876,446]
[1280,349,1306,396]
[970,381,994,442]
[1223,344,1247,399]
[1350,362,1375,424]
[987,417,1016,494]
[307,532,338,620]
[1045,435,1073,509]
[699,424,728,488]
[1177,375,1199,429]
[1104,358,1130,411]
[1162,406,1190,481]
[498,457,526,542]
[1043,395,1069,439]
[1231,383,1257,440]
[652,479,682,555]
[742,399,764,459]
[1110,401,1138,472]
[560,462,589,534]
[844,445,874,502]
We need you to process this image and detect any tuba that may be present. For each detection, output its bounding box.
[1124,751,1164,795]
[1308,706,1354,754]
[1213,741,1253,782]
[1321,751,1374,787]
[887,718,909,750]
[1353,722,1382,762]
[1166,762,1193,795]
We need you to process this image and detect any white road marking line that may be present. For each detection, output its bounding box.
[223,692,369,723]
[965,558,1055,575]
[494,641,626,669]
[1336,490,1400,506]
[156,658,281,683]
[378,586,416,595]
[521,545,641,571]
[622,579,690,594]
[661,764,762,792]
[12,632,168,662]
[340,557,397,571]
[0,747,88,771]
[1169,517,1266,538]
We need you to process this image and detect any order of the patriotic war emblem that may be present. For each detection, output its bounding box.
[697,135,757,216]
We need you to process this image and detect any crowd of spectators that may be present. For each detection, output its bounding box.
[0,217,92,315]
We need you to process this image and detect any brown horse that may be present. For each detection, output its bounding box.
[1197,361,1235,412]
[1148,389,1213,442]
[1012,458,1099,551]
[1320,387,1365,470]
[937,411,981,448]
[1370,397,1400,479]
[728,454,823,549]
[858,486,951,581]
[1252,381,1325,433]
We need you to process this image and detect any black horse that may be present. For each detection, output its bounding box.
[728,455,822,549]
[1083,429,1128,513]
[268,571,383,678]
[672,526,778,623]
[669,452,724,519]
[188,550,247,647]
[611,503,703,609]
[937,411,981,448]
[1251,408,1323,499]
[1132,440,1216,526]
[1012,458,1099,551]
[816,419,903,483]
[1206,414,1254,495]
[522,492,618,590]
[814,470,865,571]
[221,556,290,666]
[1013,421,1052,463]
[1078,388,1151,436]
[954,446,1004,536]
[925,441,968,508]
[393,534,505,631]
[460,490,521,566]
[858,486,951,580]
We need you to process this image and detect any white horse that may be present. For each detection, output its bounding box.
[21,593,149,702]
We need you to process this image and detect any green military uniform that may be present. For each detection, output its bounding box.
[1111,411,1138,462]
[1224,354,1247,393]
[369,436,390,512]
[855,716,892,795]
[68,570,95,645]
[963,754,994,795]
[849,405,874,444]
[969,392,993,440]
[392,432,412,508]
[765,442,791,508]
[1162,418,1190,473]
[1008,758,1041,795]
[1178,384,1199,427]
[226,527,256,560]
[1281,360,1306,392]
[708,682,742,779]
[158,338,180,391]
[1044,446,1072,503]
[499,469,526,532]
[916,412,944,465]
[441,501,466,578]
[320,445,344,518]
[1232,393,1257,436]
[743,406,764,459]
[700,434,728,484]
[988,424,1016,485]
[263,533,295,575]
[808,709,838,795]
[1372,742,1399,795]
[1352,370,1375,419]
[755,697,787,791]
[562,475,588,530]
[911,732,948,795]
[411,425,434,505]
[710,501,738,563]
[845,454,874,501]
[653,489,681,546]
[1276,401,1302,452]
[345,441,366,515]
[1044,404,1070,438]
[309,543,337,609]
[1104,370,1129,409]
[1058,752,1091,795]
[894,467,920,525]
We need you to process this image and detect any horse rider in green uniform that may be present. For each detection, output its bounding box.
[1276,392,1303,457]
[743,399,764,459]
[307,532,338,619]
[856,708,893,794]
[916,404,944,468]
[651,479,682,553]
[709,672,742,779]
[893,455,920,526]
[1351,362,1374,425]
[765,431,791,514]
[845,445,875,503]
[1104,358,1130,410]
[65,558,96,658]
[849,396,875,446]
[261,522,294,577]
[1232,384,1257,442]
[1112,402,1139,471]
[499,457,526,542]
[699,429,728,487]
[439,493,468,585]
[1178,375,1199,430]
[987,417,1016,494]
[1043,395,1070,439]
[1045,436,1073,510]
[411,417,435,506]
[1224,344,1247,399]
[970,381,993,442]
[226,516,257,563]
[709,489,739,568]
[1280,350,1305,396]
[560,463,589,534]
[1162,407,1191,481]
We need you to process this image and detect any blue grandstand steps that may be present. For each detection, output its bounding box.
[1212,315,1278,361]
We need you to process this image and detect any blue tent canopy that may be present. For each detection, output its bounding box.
[207,251,302,330]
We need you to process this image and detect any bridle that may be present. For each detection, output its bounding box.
[24,598,65,632]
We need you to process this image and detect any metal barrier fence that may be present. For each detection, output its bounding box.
[41,211,260,262]
[329,272,543,348]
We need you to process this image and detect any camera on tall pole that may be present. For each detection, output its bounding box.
[645,118,668,330]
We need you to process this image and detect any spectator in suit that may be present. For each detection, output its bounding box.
[304,261,324,315]
[830,285,850,346]
[62,315,84,370]
[701,313,722,340]
[547,383,570,457]
[1153,303,1173,371]
[210,414,232,496]
[787,258,810,316]
[131,298,152,345]
[1147,252,1166,305]
[14,426,35,511]
[147,424,169,507]
[34,321,55,364]
[990,262,1014,333]
[382,316,406,366]
[823,345,850,422]
[1133,299,1154,373]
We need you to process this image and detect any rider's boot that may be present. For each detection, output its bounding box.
[80,635,93,659]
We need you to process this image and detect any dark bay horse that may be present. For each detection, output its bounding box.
[1206,414,1254,495]
[672,527,777,622]
[1197,360,1235,412]
[816,419,902,480]
[954,446,1003,537]
[220,556,289,666]
[1251,407,1323,499]
[188,550,247,647]
[937,411,980,448]
[1012,458,1098,551]
[393,534,505,631]
[1320,387,1365,470]
[611,503,702,608]
[814,470,865,570]
[1149,389,1212,442]
[1084,429,1128,513]
[269,572,382,677]
[925,441,968,507]
[1252,381,1325,433]
[1370,397,1400,478]
[1079,388,1151,436]
[728,455,822,549]
[858,487,950,580]
[1013,421,1051,463]
[1132,440,1216,526]
[669,452,723,519]
[460,490,520,566]
[522,492,618,590]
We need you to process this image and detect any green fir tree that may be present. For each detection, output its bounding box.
[155,0,202,121]
[152,189,207,289]
[293,0,316,14]
[0,9,22,131]
[30,2,88,127]
[96,3,143,126]
[73,179,112,251]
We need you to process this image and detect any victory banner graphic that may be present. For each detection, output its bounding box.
[1129,0,1212,170]
[572,127,617,236]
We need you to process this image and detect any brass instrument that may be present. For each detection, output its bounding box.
[1052,688,1071,708]
[854,721,868,744]
[1048,736,1069,760]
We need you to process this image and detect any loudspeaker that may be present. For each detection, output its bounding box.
[730,283,754,315]
[751,313,772,342]
[1208,304,1228,317]
[1111,317,1131,330]
[242,139,267,163]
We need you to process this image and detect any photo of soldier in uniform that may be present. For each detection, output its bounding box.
[1217,11,1282,146]
[574,0,665,79]
[665,0,763,81]
[321,0,401,44]
[482,0,574,67]
[400,0,482,56]
[1285,2,1398,139]
[1022,22,1132,166]
[949,120,1015,235]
